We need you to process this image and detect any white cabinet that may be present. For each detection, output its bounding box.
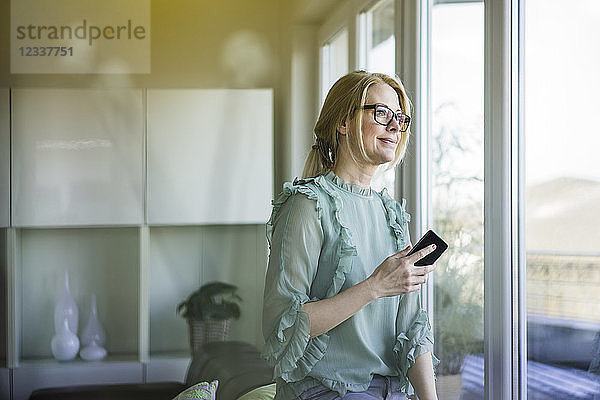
[11,89,144,227]
[4,88,273,399]
[11,88,273,227]
[147,89,273,225]
[0,90,9,228]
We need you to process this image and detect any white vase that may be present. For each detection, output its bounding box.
[81,294,106,347]
[80,338,107,361]
[54,270,78,336]
[51,317,80,361]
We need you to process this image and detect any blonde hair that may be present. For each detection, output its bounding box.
[302,70,412,179]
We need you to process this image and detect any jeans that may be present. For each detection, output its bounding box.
[298,376,409,400]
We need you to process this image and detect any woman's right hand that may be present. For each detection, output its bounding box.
[366,245,437,299]
[301,244,437,338]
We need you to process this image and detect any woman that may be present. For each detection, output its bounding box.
[263,70,439,400]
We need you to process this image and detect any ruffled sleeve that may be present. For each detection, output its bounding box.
[393,295,440,395]
[262,182,329,382]
[380,191,439,394]
[379,189,411,251]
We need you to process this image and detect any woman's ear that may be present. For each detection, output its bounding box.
[338,119,347,136]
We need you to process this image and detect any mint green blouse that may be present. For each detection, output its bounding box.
[262,171,437,399]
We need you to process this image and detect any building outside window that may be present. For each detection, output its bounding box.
[524,0,600,398]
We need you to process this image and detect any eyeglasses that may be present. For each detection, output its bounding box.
[361,104,411,132]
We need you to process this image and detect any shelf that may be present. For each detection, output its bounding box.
[13,360,144,400]
[201,225,268,348]
[12,356,190,399]
[149,226,203,354]
[148,225,267,354]
[19,353,140,367]
[19,227,140,360]
[149,351,190,359]
[12,224,268,363]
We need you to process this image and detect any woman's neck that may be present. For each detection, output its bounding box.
[332,157,376,190]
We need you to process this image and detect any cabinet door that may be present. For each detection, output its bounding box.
[147,89,273,225]
[0,89,8,227]
[12,89,144,227]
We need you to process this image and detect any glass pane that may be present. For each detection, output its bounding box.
[360,0,395,194]
[430,3,484,399]
[363,0,395,76]
[525,1,600,398]
[320,29,348,105]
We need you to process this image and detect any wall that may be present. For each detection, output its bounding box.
[0,0,292,356]
[0,0,283,88]
[0,0,336,358]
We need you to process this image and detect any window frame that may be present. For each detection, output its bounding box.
[317,1,358,105]
[317,1,383,104]
[482,0,520,397]
[319,28,349,105]
[403,0,522,398]
[316,0,524,397]
[357,0,396,72]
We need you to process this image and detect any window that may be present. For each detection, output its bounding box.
[320,28,349,105]
[358,0,395,76]
[429,2,484,398]
[315,0,600,397]
[359,0,395,194]
[524,1,600,397]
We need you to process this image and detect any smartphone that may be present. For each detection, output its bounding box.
[406,230,448,266]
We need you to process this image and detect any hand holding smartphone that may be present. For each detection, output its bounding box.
[406,230,448,266]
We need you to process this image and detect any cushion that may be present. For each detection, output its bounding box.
[236,383,276,400]
[172,380,219,400]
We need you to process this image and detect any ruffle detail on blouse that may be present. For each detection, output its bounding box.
[324,170,372,196]
[263,294,330,382]
[264,178,330,383]
[393,309,440,395]
[314,175,358,298]
[379,189,411,251]
[266,179,320,251]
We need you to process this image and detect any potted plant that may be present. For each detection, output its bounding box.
[177,281,242,352]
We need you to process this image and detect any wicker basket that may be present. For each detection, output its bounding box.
[188,319,231,352]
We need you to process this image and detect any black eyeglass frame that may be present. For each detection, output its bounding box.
[360,104,411,132]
